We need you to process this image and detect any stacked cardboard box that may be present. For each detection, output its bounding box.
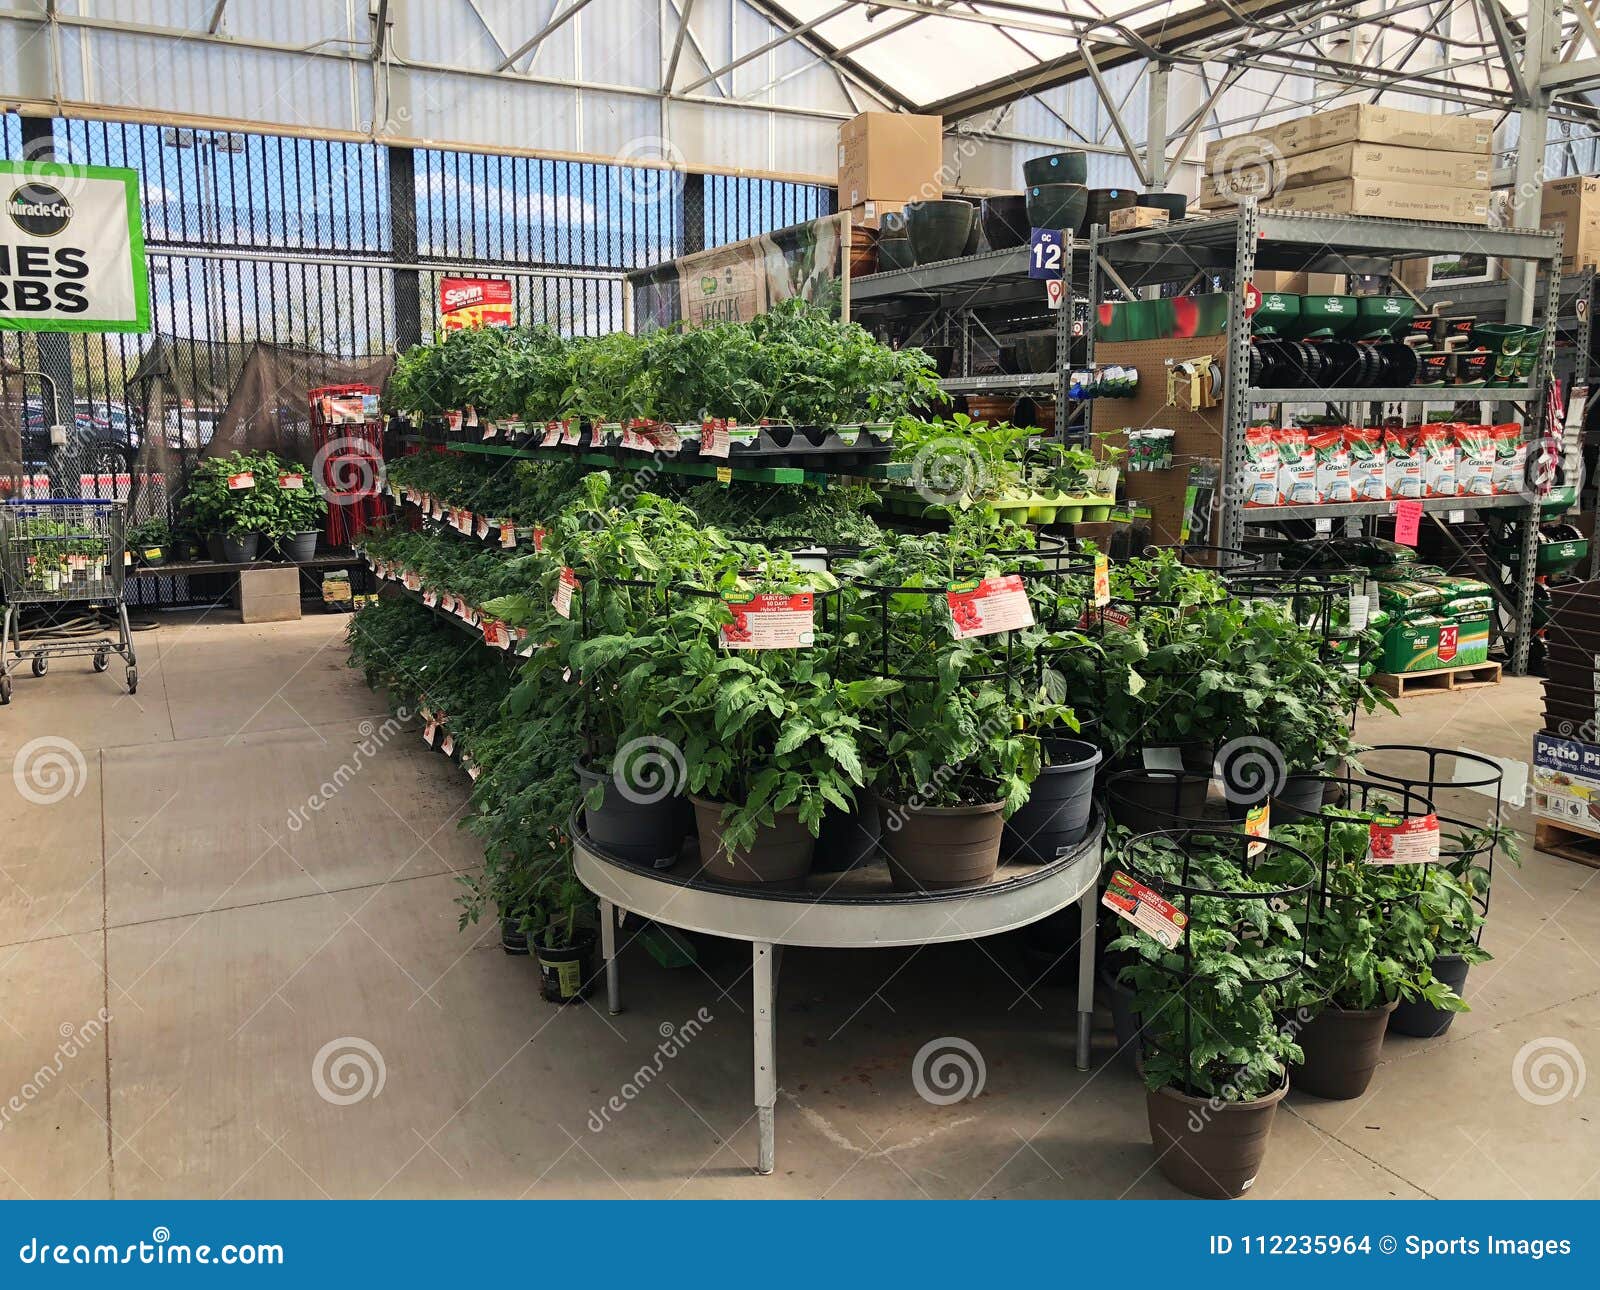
[1200,104,1493,225]
[1540,176,1600,274]
[838,112,944,228]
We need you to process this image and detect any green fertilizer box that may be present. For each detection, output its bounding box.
[1377,612,1490,674]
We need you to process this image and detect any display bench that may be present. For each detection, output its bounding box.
[128,552,364,615]
[574,813,1107,1175]
[1086,200,1563,673]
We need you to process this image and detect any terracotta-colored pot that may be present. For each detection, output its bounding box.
[1146,1079,1288,1199]
[691,796,815,888]
[876,797,1004,891]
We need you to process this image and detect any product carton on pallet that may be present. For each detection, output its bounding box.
[1204,105,1493,169]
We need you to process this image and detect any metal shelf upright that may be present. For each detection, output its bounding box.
[1088,199,1565,674]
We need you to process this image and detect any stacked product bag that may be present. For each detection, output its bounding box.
[1373,560,1495,673]
[1242,422,1524,505]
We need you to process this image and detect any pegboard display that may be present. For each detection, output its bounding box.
[1091,335,1228,545]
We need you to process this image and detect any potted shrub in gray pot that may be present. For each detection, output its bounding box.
[272,465,327,561]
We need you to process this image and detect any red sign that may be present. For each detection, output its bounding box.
[720,593,815,650]
[1437,624,1459,663]
[439,277,513,331]
[1368,813,1440,865]
[1394,498,1423,546]
[947,574,1035,639]
[1243,281,1262,318]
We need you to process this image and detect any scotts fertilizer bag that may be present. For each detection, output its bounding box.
[1345,426,1388,502]
[1385,427,1425,499]
[1243,427,1280,507]
[1275,427,1317,505]
[1310,428,1354,504]
[1491,423,1527,495]
[1418,423,1459,498]
[1379,579,1447,615]
[1434,574,1495,617]
[1455,423,1496,496]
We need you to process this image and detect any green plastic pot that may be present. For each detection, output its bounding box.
[1080,504,1113,521]
[1028,504,1058,524]
[1025,183,1088,236]
[905,200,976,265]
[1023,151,1089,186]
[1055,503,1085,523]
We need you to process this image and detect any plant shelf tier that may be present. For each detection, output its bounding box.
[1240,494,1530,522]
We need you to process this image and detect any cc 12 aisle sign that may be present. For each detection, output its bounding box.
[0,161,149,333]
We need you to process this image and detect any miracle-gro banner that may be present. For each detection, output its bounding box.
[0,161,149,333]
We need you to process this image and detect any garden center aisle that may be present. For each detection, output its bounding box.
[1,612,1596,1200]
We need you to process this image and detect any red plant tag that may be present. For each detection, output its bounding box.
[227,471,255,490]
[277,473,304,490]
[422,588,438,608]
[531,525,545,552]
[1367,813,1440,865]
[553,567,579,619]
[947,574,1034,639]
[1102,869,1187,949]
[719,593,815,650]
[542,421,563,449]
[475,514,490,540]
[481,620,510,650]
[701,418,731,459]
[502,523,520,550]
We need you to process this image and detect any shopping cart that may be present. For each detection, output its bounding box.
[0,499,138,705]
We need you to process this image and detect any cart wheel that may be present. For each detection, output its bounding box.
[93,651,109,673]
[126,666,138,695]
[0,675,10,705]
[31,655,47,677]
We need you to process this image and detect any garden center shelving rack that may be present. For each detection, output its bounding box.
[850,241,1086,432]
[1086,198,1564,674]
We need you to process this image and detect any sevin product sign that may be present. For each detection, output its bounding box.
[0,161,149,333]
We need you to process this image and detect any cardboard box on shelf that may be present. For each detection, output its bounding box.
[1285,142,1490,190]
[1109,205,1169,232]
[1540,176,1600,273]
[1252,271,1347,294]
[1205,105,1493,169]
[838,112,944,208]
[1266,178,1490,224]
[847,199,907,231]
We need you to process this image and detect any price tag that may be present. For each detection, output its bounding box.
[1394,498,1423,546]
[1448,509,1465,524]
[481,420,499,441]
[422,719,438,746]
[716,466,732,485]
[532,526,545,553]
[1315,517,1332,534]
[1102,869,1187,949]
[542,421,563,449]
[402,570,421,592]
[947,574,1035,639]
[482,620,511,650]
[1142,746,1186,772]
[440,732,456,756]
[422,588,439,608]
[553,567,579,619]
[561,422,582,447]
[1367,813,1440,865]
[720,593,815,650]
[141,547,162,560]
[439,593,457,614]
[465,406,478,428]
[278,473,304,490]
[227,471,255,490]
[701,419,731,459]
[1029,227,1064,280]
[502,524,519,550]
[1092,555,1110,607]
[1243,802,1270,858]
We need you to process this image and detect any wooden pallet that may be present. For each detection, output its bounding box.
[1374,661,1503,698]
[1534,817,1600,870]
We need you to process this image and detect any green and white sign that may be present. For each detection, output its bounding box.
[0,160,149,333]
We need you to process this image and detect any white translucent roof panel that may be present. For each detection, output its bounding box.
[770,0,1209,107]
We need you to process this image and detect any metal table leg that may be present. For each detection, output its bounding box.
[753,940,777,1175]
[600,898,621,1016]
[1075,891,1096,1071]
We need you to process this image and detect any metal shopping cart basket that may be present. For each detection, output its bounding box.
[0,499,137,704]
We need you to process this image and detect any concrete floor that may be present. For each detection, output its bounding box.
[0,608,1595,1200]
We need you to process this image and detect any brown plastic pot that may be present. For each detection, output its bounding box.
[1146,1079,1288,1199]
[876,797,1004,891]
[691,796,815,888]
[1293,1000,1398,1099]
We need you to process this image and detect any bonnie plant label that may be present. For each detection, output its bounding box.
[720,593,815,650]
[561,422,582,447]
[701,419,731,459]
[1103,869,1187,949]
[481,420,499,440]
[278,473,304,490]
[475,515,490,540]
[1093,555,1111,607]
[422,588,438,608]
[542,421,563,448]
[440,732,455,756]
[481,620,510,650]
[1366,813,1440,865]
[532,526,546,552]
[1244,802,1270,858]
[501,524,519,550]
[553,567,579,619]
[402,570,422,592]
[227,471,255,490]
[947,574,1034,639]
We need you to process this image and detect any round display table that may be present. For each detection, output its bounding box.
[574,813,1105,1174]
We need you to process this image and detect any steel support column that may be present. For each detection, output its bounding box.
[1508,0,1560,328]
[388,145,423,350]
[18,116,77,498]
[1145,60,1170,191]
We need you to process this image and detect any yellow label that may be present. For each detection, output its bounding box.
[716,466,733,484]
[142,547,163,559]
[553,958,581,997]
[1093,554,1110,607]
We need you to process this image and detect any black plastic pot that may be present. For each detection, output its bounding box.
[1389,954,1472,1038]
[500,915,530,956]
[1100,961,1146,1073]
[814,792,881,873]
[221,531,261,563]
[280,531,319,562]
[575,760,690,867]
[1136,192,1188,220]
[1001,738,1103,862]
[206,532,227,563]
[980,195,1030,249]
[905,200,976,265]
[136,547,167,568]
[1022,150,1088,186]
[876,237,916,272]
[1272,773,1332,819]
[1105,768,1210,831]
[534,931,596,1004]
[1084,187,1138,231]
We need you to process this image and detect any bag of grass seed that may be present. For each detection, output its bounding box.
[1491,423,1526,495]
[1243,427,1280,506]
[1385,426,1425,499]
[1345,426,1388,501]
[1455,423,1496,496]
[1419,422,1459,498]
[1310,427,1354,503]
[1275,426,1317,505]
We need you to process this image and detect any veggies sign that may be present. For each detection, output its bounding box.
[0,161,148,333]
